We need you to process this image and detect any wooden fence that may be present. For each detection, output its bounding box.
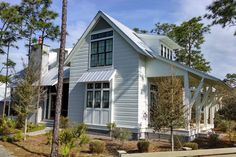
[121,147,236,157]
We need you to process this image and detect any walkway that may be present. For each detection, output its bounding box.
[0,145,16,157]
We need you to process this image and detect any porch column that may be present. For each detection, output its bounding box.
[204,106,209,129]
[184,72,190,130]
[195,98,201,133]
[209,106,215,127]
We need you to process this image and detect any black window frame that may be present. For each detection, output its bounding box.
[90,38,113,67]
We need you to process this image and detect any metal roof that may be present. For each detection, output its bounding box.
[78,69,116,83]
[41,66,70,86]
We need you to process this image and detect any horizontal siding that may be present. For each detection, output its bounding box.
[68,38,89,123]
[113,31,139,128]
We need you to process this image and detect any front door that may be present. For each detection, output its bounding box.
[49,94,56,119]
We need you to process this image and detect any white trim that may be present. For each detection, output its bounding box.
[84,82,111,126]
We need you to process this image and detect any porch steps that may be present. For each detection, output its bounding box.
[39,119,54,127]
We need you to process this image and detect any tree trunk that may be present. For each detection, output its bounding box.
[2,42,10,117]
[51,0,67,156]
[24,117,28,141]
[171,126,174,151]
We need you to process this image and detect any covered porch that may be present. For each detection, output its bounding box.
[146,58,227,138]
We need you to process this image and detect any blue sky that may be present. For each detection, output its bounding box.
[2,0,236,79]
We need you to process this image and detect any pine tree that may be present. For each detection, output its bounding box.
[152,17,211,72]
[51,0,67,156]
[149,75,185,151]
[205,0,236,36]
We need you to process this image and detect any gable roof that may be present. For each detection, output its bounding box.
[65,11,227,88]
[65,11,155,64]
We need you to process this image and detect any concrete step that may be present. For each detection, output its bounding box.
[39,119,54,127]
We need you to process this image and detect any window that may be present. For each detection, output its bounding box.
[161,44,163,56]
[90,31,113,67]
[86,91,93,108]
[164,47,166,58]
[170,51,173,60]
[86,82,110,109]
[167,49,170,59]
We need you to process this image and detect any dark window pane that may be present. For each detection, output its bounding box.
[106,39,113,52]
[91,54,97,67]
[87,83,93,89]
[106,52,112,65]
[87,91,93,108]
[98,53,105,66]
[91,31,113,40]
[95,83,101,89]
[98,40,105,53]
[170,51,173,60]
[103,91,109,108]
[94,91,101,108]
[91,42,97,54]
[161,45,163,56]
[103,83,110,88]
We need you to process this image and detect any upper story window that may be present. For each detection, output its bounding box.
[160,44,173,60]
[90,31,113,67]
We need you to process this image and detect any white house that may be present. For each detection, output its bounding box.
[63,11,227,139]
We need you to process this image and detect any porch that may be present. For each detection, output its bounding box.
[145,58,227,138]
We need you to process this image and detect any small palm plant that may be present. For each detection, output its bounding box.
[106,122,116,140]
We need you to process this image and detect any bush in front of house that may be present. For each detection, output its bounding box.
[208,133,220,147]
[183,142,198,150]
[0,117,17,135]
[13,130,24,142]
[0,136,8,142]
[137,140,150,152]
[112,128,131,141]
[60,116,70,128]
[27,123,46,132]
[89,140,105,154]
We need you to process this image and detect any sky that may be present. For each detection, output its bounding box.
[1,0,236,79]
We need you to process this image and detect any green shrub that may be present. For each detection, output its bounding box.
[0,117,17,135]
[7,136,14,143]
[79,134,90,146]
[89,140,105,154]
[1,136,8,142]
[60,116,70,129]
[183,142,198,150]
[73,123,87,138]
[13,131,24,142]
[112,128,131,142]
[137,140,150,152]
[208,133,220,147]
[218,120,228,132]
[27,123,46,132]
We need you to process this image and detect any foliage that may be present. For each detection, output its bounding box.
[106,122,116,139]
[0,136,8,142]
[205,0,236,35]
[46,130,53,145]
[112,127,131,144]
[152,17,211,72]
[12,62,39,140]
[183,142,198,150]
[13,130,24,142]
[208,133,220,147]
[149,76,185,151]
[224,73,236,88]
[137,140,150,152]
[59,129,76,156]
[0,117,17,135]
[133,27,148,34]
[27,123,46,132]
[89,140,105,154]
[60,116,69,129]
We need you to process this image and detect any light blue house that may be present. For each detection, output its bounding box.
[63,11,225,139]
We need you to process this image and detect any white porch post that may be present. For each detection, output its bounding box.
[184,72,190,130]
[195,97,201,133]
[204,106,209,129]
[209,106,215,127]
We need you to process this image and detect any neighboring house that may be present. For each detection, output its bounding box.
[10,45,71,124]
[0,83,10,116]
[64,11,227,140]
